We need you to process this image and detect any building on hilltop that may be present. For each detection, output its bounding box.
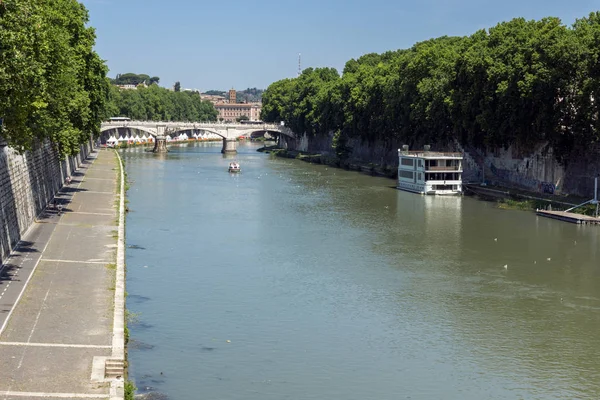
[117,84,138,90]
[116,82,148,90]
[200,94,226,104]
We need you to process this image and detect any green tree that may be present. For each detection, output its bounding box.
[0,0,109,157]
[261,12,600,164]
[108,85,217,122]
[174,81,181,92]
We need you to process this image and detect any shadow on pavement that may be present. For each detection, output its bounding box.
[60,187,88,194]
[0,263,22,283]
[14,241,39,253]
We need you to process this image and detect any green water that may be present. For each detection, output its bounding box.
[124,141,600,400]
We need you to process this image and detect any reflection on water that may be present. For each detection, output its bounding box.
[124,142,600,400]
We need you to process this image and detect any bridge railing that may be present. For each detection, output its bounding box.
[101,120,285,130]
[100,121,294,138]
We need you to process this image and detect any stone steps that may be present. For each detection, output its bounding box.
[105,358,124,379]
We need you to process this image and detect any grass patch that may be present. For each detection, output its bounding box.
[572,203,600,216]
[499,198,600,217]
[105,263,116,270]
[124,325,130,345]
[124,380,136,400]
[125,310,140,324]
[497,199,538,211]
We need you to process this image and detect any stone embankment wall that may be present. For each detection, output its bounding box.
[0,140,92,264]
[294,132,401,167]
[462,143,565,194]
[289,132,600,198]
[561,143,600,198]
[463,143,600,198]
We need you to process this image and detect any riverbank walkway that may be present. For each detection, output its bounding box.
[0,149,125,399]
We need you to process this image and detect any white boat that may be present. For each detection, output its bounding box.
[397,146,463,195]
[228,162,241,173]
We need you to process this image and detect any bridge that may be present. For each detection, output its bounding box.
[100,120,295,153]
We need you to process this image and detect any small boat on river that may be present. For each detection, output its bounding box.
[228,162,241,173]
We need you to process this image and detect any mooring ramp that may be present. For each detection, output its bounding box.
[536,209,600,225]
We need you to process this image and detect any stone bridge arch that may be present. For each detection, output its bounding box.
[100,125,158,138]
[168,126,225,139]
[99,121,296,154]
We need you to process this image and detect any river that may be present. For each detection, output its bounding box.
[123,141,600,400]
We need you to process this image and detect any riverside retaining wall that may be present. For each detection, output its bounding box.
[290,132,600,198]
[0,140,92,264]
[295,132,401,167]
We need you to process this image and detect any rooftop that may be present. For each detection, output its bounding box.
[399,150,462,158]
[214,103,261,108]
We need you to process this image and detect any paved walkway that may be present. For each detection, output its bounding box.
[0,149,124,400]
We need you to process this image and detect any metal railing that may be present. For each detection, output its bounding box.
[426,166,462,171]
[399,151,463,158]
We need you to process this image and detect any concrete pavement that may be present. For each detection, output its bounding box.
[0,149,125,400]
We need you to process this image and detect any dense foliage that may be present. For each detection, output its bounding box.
[203,90,226,96]
[111,73,159,86]
[235,88,264,103]
[202,88,264,103]
[105,85,218,122]
[261,13,600,163]
[0,0,109,156]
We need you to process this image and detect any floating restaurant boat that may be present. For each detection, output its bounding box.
[397,145,463,195]
[228,162,241,173]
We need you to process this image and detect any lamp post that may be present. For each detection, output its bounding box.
[594,174,599,218]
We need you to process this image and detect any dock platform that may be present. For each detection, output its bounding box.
[536,209,600,225]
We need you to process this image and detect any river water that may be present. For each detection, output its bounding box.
[123,141,600,400]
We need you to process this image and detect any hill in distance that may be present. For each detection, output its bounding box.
[203,88,264,103]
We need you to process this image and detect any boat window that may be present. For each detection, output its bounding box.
[401,158,414,167]
[399,170,414,179]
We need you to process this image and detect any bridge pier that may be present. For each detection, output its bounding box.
[221,138,237,154]
[153,135,168,153]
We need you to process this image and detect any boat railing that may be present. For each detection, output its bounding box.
[426,166,462,171]
[399,151,463,158]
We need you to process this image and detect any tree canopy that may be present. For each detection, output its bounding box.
[203,90,226,96]
[234,88,264,103]
[0,0,110,157]
[261,13,600,163]
[105,85,218,122]
[111,73,159,86]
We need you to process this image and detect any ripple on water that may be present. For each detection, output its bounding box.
[129,338,155,351]
[128,294,151,304]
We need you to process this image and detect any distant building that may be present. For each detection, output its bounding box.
[229,89,237,104]
[215,103,262,122]
[116,82,148,90]
[200,94,226,104]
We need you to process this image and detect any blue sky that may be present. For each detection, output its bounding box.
[80,0,598,92]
